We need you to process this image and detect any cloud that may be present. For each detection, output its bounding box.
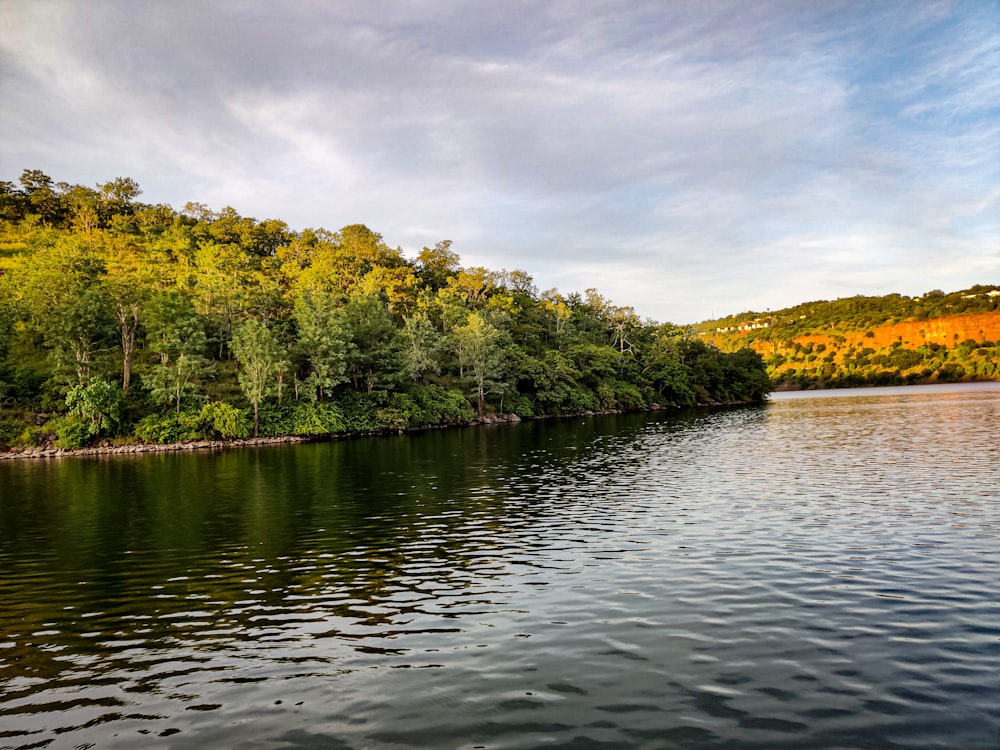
[0,0,996,323]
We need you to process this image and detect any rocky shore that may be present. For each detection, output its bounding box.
[0,405,732,462]
[0,412,532,461]
[0,435,311,460]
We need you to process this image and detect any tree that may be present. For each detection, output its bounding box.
[8,237,116,387]
[19,169,64,224]
[341,295,404,392]
[192,241,253,358]
[416,240,461,291]
[401,309,442,382]
[0,167,781,446]
[231,319,282,437]
[646,330,696,406]
[65,378,122,439]
[98,176,142,217]
[541,290,572,343]
[47,288,117,386]
[452,312,505,417]
[145,293,214,412]
[102,237,154,392]
[293,290,348,402]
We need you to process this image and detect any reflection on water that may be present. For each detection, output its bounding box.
[1,386,999,749]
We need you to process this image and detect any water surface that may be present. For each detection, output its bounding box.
[1,384,998,748]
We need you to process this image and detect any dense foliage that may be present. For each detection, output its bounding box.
[696,288,1000,388]
[0,170,769,449]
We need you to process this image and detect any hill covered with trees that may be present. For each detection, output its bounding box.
[694,288,1000,389]
[0,169,770,451]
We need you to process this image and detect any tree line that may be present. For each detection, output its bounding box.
[0,169,770,449]
[696,287,1000,340]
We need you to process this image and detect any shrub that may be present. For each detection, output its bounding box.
[612,381,647,410]
[133,411,205,444]
[336,391,382,432]
[408,385,475,424]
[290,402,346,435]
[595,383,617,410]
[65,378,122,438]
[54,414,94,449]
[199,402,251,439]
[257,402,345,436]
[376,404,411,431]
[0,417,26,447]
[936,363,966,382]
[503,392,534,418]
[15,424,52,448]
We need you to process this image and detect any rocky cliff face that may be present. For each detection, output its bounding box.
[789,312,1000,350]
[707,311,1000,387]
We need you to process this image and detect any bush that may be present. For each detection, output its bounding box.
[256,387,475,437]
[0,367,46,409]
[291,402,346,434]
[595,383,617,410]
[200,402,251,439]
[15,423,52,448]
[611,381,646,410]
[408,385,475,425]
[336,391,382,432]
[65,378,122,438]
[0,417,26,447]
[936,363,966,382]
[133,411,205,444]
[376,402,412,431]
[257,401,345,437]
[54,414,95,449]
[503,392,534,418]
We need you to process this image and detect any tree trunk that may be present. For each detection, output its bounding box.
[122,348,133,393]
[253,401,260,438]
[118,302,139,393]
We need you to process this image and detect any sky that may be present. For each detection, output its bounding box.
[1,0,998,324]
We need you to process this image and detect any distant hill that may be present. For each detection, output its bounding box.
[693,286,1000,389]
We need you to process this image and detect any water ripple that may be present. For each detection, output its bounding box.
[1,385,999,748]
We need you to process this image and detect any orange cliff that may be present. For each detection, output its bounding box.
[721,311,1000,354]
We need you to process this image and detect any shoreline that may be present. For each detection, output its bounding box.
[0,411,530,461]
[0,405,721,462]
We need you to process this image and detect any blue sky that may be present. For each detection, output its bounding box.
[1,0,997,323]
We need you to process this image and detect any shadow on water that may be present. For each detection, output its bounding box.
[0,409,721,665]
[2,394,997,749]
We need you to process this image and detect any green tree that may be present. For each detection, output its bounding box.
[232,319,281,437]
[145,293,214,412]
[65,377,122,440]
[293,290,347,401]
[452,312,505,417]
[416,240,461,291]
[7,236,116,387]
[401,309,442,383]
[341,295,403,392]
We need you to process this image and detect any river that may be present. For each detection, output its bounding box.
[1,383,998,748]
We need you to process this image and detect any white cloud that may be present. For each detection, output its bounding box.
[0,0,996,322]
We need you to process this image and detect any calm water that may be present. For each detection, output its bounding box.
[1,384,998,749]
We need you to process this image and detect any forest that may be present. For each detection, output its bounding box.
[0,169,771,450]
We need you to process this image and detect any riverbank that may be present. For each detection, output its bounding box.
[0,411,535,461]
[0,399,777,462]
[0,434,312,460]
[0,404,742,461]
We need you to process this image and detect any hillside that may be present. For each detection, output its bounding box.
[0,169,771,452]
[694,287,1000,389]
